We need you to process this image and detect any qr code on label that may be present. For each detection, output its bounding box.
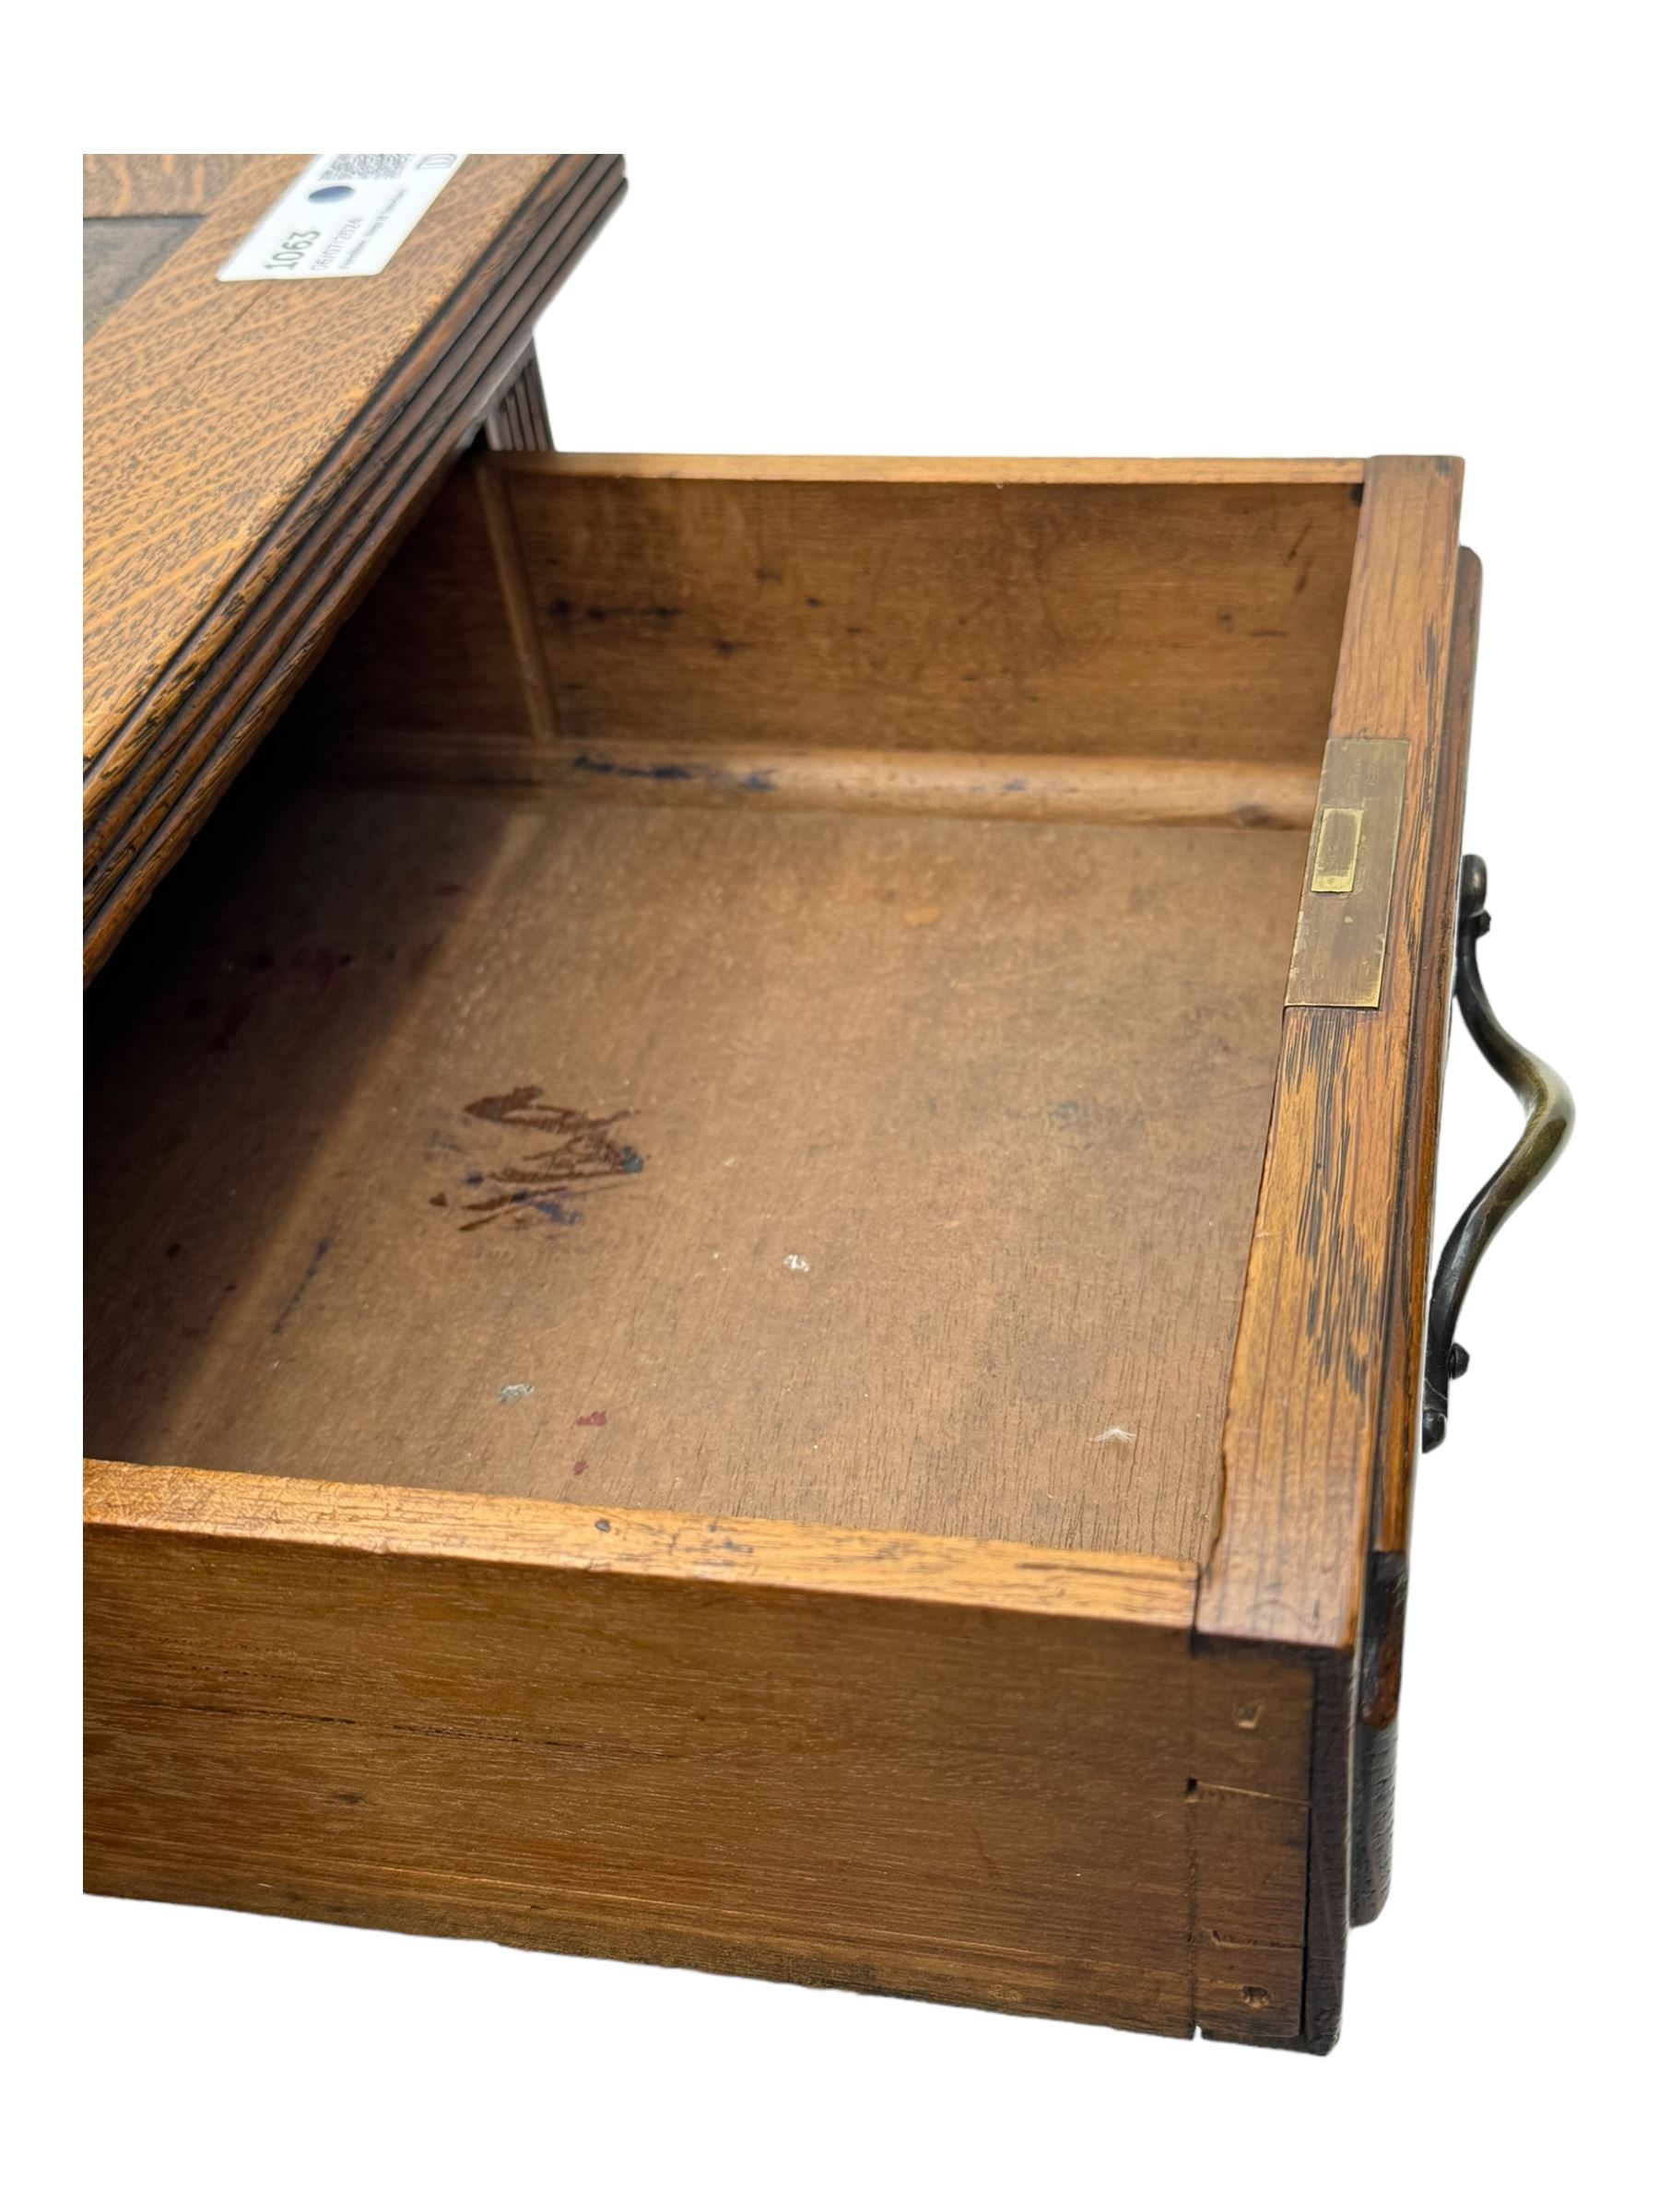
[318,155,412,182]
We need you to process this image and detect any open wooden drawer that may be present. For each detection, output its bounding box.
[86,451,1517,2050]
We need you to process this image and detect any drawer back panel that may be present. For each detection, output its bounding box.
[303,456,1359,820]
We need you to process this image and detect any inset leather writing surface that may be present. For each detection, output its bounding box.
[83,217,202,338]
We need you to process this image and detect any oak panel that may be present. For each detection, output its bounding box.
[1203,457,1467,1653]
[501,465,1359,765]
[85,1463,1313,2039]
[83,154,627,978]
[83,154,250,217]
[85,771,1305,1561]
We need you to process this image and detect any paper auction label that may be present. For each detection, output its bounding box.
[218,155,467,281]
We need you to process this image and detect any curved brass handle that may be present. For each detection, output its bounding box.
[1421,855,1574,1451]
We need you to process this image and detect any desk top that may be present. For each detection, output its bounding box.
[83,153,626,979]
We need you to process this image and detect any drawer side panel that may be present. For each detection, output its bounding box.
[85,1481,1314,2041]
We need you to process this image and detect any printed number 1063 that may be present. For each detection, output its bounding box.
[265,229,321,272]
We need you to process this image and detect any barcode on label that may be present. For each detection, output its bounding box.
[318,154,413,182]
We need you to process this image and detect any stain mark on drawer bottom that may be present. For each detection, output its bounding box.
[432,1085,645,1235]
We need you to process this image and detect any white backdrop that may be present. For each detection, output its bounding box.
[34,9,1653,2206]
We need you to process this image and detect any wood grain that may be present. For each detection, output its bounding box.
[1201,457,1466,1654]
[329,734,1323,829]
[83,1462,1194,1625]
[83,153,626,979]
[1348,547,1482,1932]
[1196,458,1470,2045]
[484,349,555,453]
[85,771,1305,1561]
[495,464,1359,767]
[1193,1781,1309,2039]
[476,435,562,745]
[293,455,535,747]
[85,1460,1314,2040]
[83,160,623,916]
[83,155,249,217]
[519,454,1366,485]
[1371,547,1482,1558]
[82,442,1487,2049]
[85,156,545,744]
[304,453,1347,815]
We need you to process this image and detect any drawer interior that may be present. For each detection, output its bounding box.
[85,457,1360,1567]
